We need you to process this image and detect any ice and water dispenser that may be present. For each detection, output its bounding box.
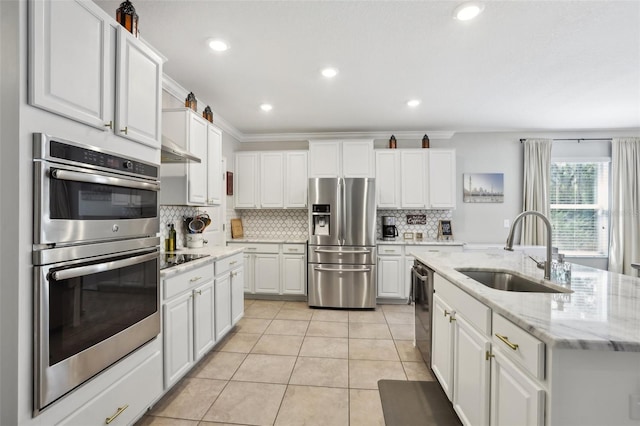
[311,204,331,236]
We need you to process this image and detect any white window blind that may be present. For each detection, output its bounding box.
[550,160,610,256]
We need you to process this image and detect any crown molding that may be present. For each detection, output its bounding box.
[161,74,244,141]
[162,74,455,143]
[239,130,455,143]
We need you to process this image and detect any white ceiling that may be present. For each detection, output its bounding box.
[96,0,640,139]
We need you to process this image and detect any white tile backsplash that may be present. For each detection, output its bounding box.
[160,205,200,249]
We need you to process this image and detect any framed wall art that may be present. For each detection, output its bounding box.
[463,173,504,203]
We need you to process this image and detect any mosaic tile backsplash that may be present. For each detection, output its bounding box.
[160,205,200,249]
[234,209,308,240]
[226,208,453,242]
[376,209,453,240]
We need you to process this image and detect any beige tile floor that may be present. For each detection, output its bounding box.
[137,299,435,426]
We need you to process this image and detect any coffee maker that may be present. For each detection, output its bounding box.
[382,216,399,241]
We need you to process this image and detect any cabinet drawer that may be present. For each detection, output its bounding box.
[378,245,403,255]
[282,244,305,254]
[163,262,214,300]
[408,245,463,253]
[434,274,491,335]
[238,243,280,254]
[492,313,545,380]
[58,351,162,426]
[215,253,244,276]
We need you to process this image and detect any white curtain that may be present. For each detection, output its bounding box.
[521,139,552,245]
[608,137,640,275]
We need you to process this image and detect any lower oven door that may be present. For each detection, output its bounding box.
[413,263,434,367]
[34,246,160,412]
[308,263,376,309]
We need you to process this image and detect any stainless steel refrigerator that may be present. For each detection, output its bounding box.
[307,177,377,308]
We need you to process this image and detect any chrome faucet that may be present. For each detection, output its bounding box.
[504,211,553,280]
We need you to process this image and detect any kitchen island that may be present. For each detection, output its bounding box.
[411,250,640,426]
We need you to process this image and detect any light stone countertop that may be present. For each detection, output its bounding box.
[377,239,465,246]
[410,250,640,352]
[160,245,244,278]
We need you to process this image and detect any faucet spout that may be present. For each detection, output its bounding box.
[504,210,553,280]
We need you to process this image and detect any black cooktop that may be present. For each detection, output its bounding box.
[160,253,210,270]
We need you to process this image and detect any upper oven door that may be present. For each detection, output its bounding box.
[34,161,160,245]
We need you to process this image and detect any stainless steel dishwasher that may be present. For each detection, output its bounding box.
[412,260,435,368]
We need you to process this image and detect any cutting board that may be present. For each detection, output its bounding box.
[231,218,244,239]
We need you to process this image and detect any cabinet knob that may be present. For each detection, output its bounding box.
[485,351,495,361]
[229,261,237,265]
[190,276,202,282]
[104,121,113,130]
[121,126,128,135]
[195,290,202,295]
[495,333,519,350]
[105,405,129,424]
[444,310,451,317]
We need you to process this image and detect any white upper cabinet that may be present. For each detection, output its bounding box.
[235,151,308,209]
[309,140,374,178]
[114,27,163,147]
[160,109,208,205]
[235,153,259,208]
[260,153,285,208]
[29,0,164,148]
[400,150,427,208]
[428,149,456,209]
[285,151,308,208]
[375,149,427,209]
[206,125,223,205]
[375,151,400,208]
[309,141,340,177]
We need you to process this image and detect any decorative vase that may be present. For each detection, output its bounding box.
[422,134,430,148]
[116,1,139,38]
[185,92,197,111]
[203,106,213,122]
[389,135,397,149]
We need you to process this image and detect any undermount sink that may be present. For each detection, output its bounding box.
[455,268,571,293]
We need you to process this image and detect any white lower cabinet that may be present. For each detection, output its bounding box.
[490,347,545,426]
[214,273,232,340]
[228,242,306,296]
[282,254,306,294]
[377,244,463,300]
[231,265,245,323]
[255,254,281,294]
[432,274,546,426]
[431,293,455,399]
[453,315,491,426]
[58,350,162,426]
[162,262,214,389]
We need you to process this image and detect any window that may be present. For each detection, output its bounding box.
[550,160,610,256]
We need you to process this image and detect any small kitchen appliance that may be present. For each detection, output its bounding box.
[382,216,399,241]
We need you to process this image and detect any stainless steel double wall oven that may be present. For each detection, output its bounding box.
[32,133,161,413]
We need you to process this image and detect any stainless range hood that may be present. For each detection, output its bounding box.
[161,136,201,163]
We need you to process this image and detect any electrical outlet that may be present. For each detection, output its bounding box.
[630,394,640,420]
[504,219,510,228]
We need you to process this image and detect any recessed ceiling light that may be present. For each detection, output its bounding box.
[208,39,229,52]
[453,2,484,21]
[321,67,339,78]
[260,103,273,112]
[407,99,421,107]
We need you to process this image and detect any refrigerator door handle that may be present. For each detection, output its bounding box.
[314,266,372,273]
[340,177,346,245]
[314,248,371,254]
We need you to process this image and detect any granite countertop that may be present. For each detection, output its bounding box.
[160,245,244,278]
[228,238,308,244]
[377,239,465,246]
[410,250,640,352]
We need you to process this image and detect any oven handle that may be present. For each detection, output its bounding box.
[314,266,372,272]
[50,168,160,192]
[49,251,158,281]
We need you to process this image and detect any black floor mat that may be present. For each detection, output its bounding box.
[378,380,462,426]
